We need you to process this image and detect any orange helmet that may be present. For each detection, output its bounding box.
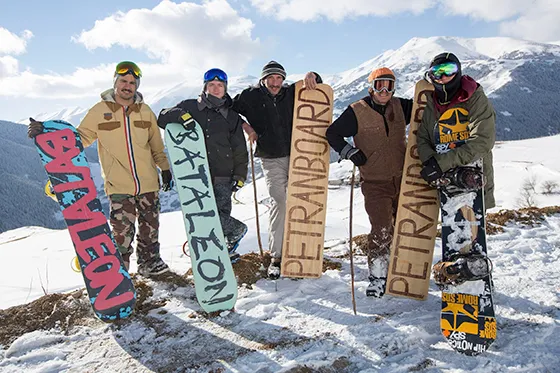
[368,67,395,82]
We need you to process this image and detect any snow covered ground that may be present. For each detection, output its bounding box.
[1,135,559,372]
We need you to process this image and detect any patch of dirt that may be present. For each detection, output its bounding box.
[232,252,271,286]
[0,290,94,347]
[487,206,560,234]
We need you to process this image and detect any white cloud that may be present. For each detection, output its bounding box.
[0,28,33,55]
[0,0,260,100]
[249,0,435,22]
[249,0,560,42]
[0,56,19,79]
[73,0,259,71]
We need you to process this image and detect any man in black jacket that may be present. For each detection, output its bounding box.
[326,67,413,297]
[232,61,321,279]
[157,68,248,262]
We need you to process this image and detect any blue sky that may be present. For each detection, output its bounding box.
[1,0,559,121]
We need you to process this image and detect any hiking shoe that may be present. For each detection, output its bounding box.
[227,225,248,254]
[267,260,281,280]
[138,257,170,277]
[230,252,241,264]
[433,254,492,286]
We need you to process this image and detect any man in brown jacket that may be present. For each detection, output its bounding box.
[28,61,173,277]
[326,67,413,297]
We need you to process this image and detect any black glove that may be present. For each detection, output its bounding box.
[232,177,244,192]
[340,144,367,166]
[161,169,174,191]
[28,117,44,138]
[420,157,443,185]
[179,112,195,130]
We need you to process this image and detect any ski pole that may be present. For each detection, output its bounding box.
[349,164,357,315]
[250,141,264,258]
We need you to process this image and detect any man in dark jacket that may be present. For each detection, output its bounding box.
[326,67,413,297]
[417,52,496,285]
[158,68,248,261]
[232,61,321,279]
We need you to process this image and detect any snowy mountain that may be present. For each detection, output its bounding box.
[23,36,560,141]
[1,134,559,372]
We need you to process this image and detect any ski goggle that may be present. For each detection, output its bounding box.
[115,61,142,78]
[429,62,458,80]
[371,78,395,93]
[203,68,228,84]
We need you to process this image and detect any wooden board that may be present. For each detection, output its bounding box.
[385,80,439,300]
[281,81,334,278]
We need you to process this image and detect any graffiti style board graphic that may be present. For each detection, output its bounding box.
[34,120,136,322]
[165,119,237,312]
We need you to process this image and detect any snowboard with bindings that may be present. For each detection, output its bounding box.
[385,79,439,300]
[434,107,496,355]
[281,80,334,278]
[164,116,238,312]
[34,120,136,322]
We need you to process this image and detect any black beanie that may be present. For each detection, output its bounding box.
[261,61,286,80]
[430,52,462,104]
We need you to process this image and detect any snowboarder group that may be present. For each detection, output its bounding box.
[28,52,496,290]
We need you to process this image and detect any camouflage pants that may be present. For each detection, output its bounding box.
[109,191,161,266]
[361,177,401,263]
[213,179,247,244]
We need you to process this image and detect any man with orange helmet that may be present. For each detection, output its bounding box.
[326,67,413,297]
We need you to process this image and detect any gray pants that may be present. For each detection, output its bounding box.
[213,179,247,244]
[261,156,290,259]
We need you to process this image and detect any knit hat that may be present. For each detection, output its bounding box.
[368,67,395,82]
[261,60,286,80]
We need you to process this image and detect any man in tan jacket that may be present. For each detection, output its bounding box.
[29,61,173,277]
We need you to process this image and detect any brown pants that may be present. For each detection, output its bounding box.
[361,176,401,262]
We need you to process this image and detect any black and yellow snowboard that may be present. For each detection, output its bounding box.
[435,107,496,355]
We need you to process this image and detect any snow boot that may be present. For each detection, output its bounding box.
[267,260,281,280]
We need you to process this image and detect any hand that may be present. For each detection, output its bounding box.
[161,169,174,191]
[242,122,258,144]
[28,117,44,138]
[340,144,367,166]
[231,178,244,192]
[420,157,443,185]
[303,72,317,90]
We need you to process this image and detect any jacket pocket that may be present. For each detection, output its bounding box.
[99,121,120,131]
[132,121,150,145]
[134,120,151,129]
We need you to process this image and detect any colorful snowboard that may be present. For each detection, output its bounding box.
[435,108,496,355]
[281,81,334,278]
[164,117,237,312]
[386,79,439,300]
[34,120,136,322]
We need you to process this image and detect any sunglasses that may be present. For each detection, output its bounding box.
[371,78,395,93]
[115,61,142,78]
[429,62,458,80]
[204,68,228,83]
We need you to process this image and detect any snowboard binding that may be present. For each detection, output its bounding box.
[433,253,493,287]
[431,166,485,196]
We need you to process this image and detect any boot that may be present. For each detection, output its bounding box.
[433,254,492,286]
